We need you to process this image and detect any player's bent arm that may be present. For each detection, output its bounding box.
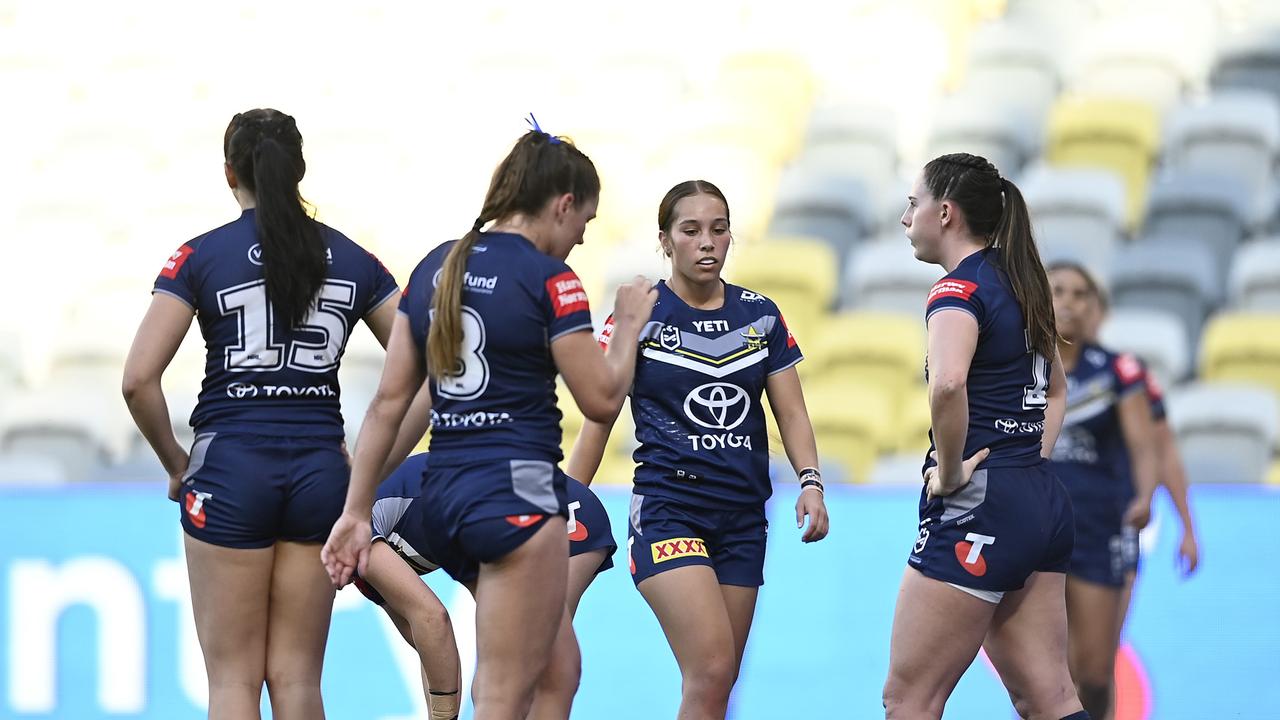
[765,367,820,474]
[1118,390,1160,509]
[378,381,433,483]
[1040,347,1068,457]
[364,295,400,348]
[566,416,618,487]
[552,329,642,423]
[926,309,979,487]
[122,294,196,477]
[345,313,426,517]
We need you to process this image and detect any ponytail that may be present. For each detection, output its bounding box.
[224,109,325,329]
[923,153,1059,359]
[993,178,1057,359]
[426,128,599,383]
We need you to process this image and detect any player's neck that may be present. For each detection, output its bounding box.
[233,187,256,211]
[940,238,986,273]
[490,215,550,253]
[668,274,724,311]
[1058,338,1082,371]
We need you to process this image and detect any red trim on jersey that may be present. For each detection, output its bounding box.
[927,279,978,306]
[1144,369,1164,401]
[598,315,616,349]
[160,244,194,280]
[546,271,590,318]
[779,313,797,348]
[1115,353,1143,385]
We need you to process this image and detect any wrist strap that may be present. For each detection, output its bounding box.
[798,467,823,493]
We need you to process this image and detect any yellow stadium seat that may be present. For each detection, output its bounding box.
[1267,460,1280,487]
[1199,313,1280,396]
[715,51,815,161]
[896,385,934,454]
[808,312,926,397]
[724,237,838,343]
[805,379,897,482]
[1046,97,1161,228]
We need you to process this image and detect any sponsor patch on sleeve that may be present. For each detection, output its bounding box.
[779,313,797,348]
[597,314,616,349]
[927,278,978,306]
[159,244,194,280]
[546,271,591,318]
[1115,353,1144,385]
[1144,369,1164,400]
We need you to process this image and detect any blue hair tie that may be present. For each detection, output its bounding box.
[526,113,561,144]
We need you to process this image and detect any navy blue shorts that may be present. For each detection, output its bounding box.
[909,463,1074,593]
[357,473,609,602]
[627,493,767,588]
[1059,481,1136,588]
[412,457,569,582]
[178,431,347,549]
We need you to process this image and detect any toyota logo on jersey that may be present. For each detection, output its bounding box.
[683,382,750,431]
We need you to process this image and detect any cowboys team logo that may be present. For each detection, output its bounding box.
[683,382,750,431]
[741,325,765,351]
[659,325,681,351]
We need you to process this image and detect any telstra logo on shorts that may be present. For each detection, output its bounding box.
[955,532,995,577]
[651,537,708,563]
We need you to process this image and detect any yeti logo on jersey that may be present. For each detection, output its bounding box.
[184,490,213,529]
[955,532,995,576]
[660,325,681,351]
[683,382,753,452]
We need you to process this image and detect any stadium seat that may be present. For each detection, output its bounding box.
[1199,312,1280,395]
[896,384,934,454]
[868,452,928,486]
[0,404,113,482]
[1210,28,1280,103]
[1020,165,1127,275]
[1268,460,1280,486]
[1229,238,1280,311]
[1066,9,1212,110]
[766,169,878,269]
[805,378,896,483]
[1045,97,1161,227]
[1141,173,1252,282]
[841,236,944,315]
[1110,237,1220,345]
[959,19,1063,130]
[800,102,899,184]
[925,92,1040,177]
[715,51,815,161]
[1167,382,1278,483]
[807,312,925,398]
[724,237,839,341]
[1098,307,1191,386]
[1163,91,1280,194]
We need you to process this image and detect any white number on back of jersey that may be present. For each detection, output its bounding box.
[436,306,491,400]
[1023,351,1049,410]
[218,279,357,374]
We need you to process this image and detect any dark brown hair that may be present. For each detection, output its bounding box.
[657,180,731,234]
[224,109,325,330]
[427,130,599,380]
[923,153,1058,359]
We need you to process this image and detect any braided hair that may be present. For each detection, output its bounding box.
[922,152,1058,360]
[223,108,326,329]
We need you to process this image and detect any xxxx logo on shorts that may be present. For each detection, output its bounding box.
[651,537,708,564]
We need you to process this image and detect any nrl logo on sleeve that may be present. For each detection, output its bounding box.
[659,325,681,350]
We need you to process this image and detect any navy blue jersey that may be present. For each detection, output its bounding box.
[602,281,803,509]
[1048,343,1146,503]
[154,209,399,437]
[399,232,594,463]
[924,249,1050,469]
[1142,363,1166,422]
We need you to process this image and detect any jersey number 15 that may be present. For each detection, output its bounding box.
[217,279,356,374]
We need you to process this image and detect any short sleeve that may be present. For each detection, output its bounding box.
[364,250,400,315]
[399,256,436,356]
[597,313,616,349]
[766,307,803,375]
[1113,353,1146,397]
[542,264,593,342]
[153,243,198,309]
[1139,363,1167,420]
[925,277,984,325]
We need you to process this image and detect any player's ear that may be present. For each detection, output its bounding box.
[552,192,575,221]
[224,163,238,190]
[939,199,951,226]
[658,231,672,257]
